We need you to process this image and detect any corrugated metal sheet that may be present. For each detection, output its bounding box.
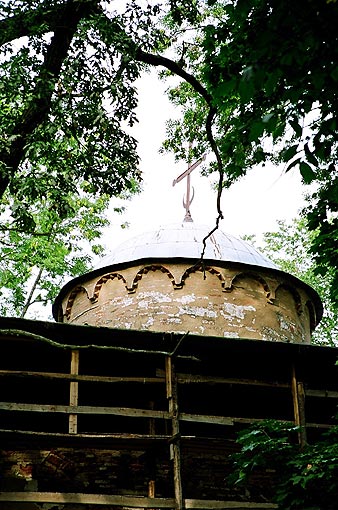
[95,223,277,270]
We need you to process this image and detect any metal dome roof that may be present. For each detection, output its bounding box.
[95,222,277,270]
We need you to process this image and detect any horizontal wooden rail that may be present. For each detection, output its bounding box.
[162,369,338,399]
[305,388,338,399]
[181,413,234,426]
[0,403,237,426]
[0,402,333,429]
[0,402,170,419]
[186,500,277,509]
[157,369,290,389]
[2,370,338,400]
[0,428,171,441]
[0,369,164,384]
[0,492,174,507]
[0,492,278,508]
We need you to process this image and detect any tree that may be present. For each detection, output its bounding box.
[160,0,338,303]
[245,218,338,345]
[230,420,338,510]
[0,0,211,229]
[0,192,110,318]
[0,0,142,226]
[1,1,338,304]
[0,0,203,319]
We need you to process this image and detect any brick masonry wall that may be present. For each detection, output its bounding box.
[60,262,316,343]
[0,441,276,503]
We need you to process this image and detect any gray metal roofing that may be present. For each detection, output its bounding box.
[95,223,277,270]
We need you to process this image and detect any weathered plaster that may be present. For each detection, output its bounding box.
[57,261,317,344]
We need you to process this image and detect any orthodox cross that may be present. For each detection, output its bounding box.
[172,153,206,222]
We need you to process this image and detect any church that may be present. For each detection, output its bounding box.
[0,164,337,510]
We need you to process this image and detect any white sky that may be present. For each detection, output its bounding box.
[104,72,307,250]
[34,72,307,321]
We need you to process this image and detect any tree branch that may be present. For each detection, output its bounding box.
[0,0,99,198]
[135,47,225,253]
[0,0,100,45]
[200,107,225,261]
[0,328,199,360]
[135,47,212,106]
[0,226,54,236]
[20,267,44,319]
[0,2,67,45]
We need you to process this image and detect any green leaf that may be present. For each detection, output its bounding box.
[281,144,299,162]
[304,143,318,167]
[262,113,274,124]
[331,66,338,81]
[239,78,255,102]
[248,121,265,141]
[299,161,316,184]
[285,157,301,173]
[265,70,281,96]
[290,118,302,138]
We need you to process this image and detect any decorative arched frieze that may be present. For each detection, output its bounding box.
[275,284,302,316]
[221,276,235,292]
[64,286,89,320]
[58,257,319,344]
[227,272,272,302]
[90,273,128,302]
[131,265,177,291]
[305,300,316,331]
[180,264,226,289]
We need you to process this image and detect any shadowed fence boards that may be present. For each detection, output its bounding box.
[0,319,337,508]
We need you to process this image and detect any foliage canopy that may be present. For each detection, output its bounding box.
[0,0,338,301]
[0,192,110,318]
[162,0,338,302]
[1,4,338,506]
[247,218,338,345]
[230,420,338,510]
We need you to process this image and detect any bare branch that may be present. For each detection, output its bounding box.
[133,47,225,249]
[135,47,212,106]
[20,267,44,318]
[0,328,199,361]
[134,46,225,249]
[200,107,225,261]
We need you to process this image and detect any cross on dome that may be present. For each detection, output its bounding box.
[172,153,206,222]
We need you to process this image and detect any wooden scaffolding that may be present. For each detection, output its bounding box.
[0,317,337,509]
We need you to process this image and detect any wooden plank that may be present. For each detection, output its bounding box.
[0,428,171,439]
[165,357,172,400]
[166,356,184,510]
[0,401,293,424]
[69,349,79,434]
[291,365,300,427]
[180,413,233,426]
[1,396,332,431]
[305,388,338,398]
[0,402,170,419]
[297,381,307,446]
[0,493,277,508]
[0,492,175,507]
[148,400,157,507]
[0,369,164,384]
[148,479,156,497]
[306,422,332,429]
[231,416,286,425]
[157,369,290,389]
[5,367,338,400]
[291,364,307,447]
[185,500,278,509]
